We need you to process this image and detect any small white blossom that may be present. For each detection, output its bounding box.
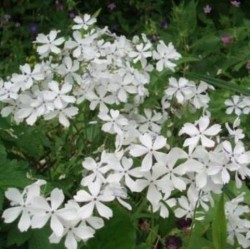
[72,14,96,30]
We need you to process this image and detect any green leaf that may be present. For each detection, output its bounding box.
[158,208,176,237]
[0,143,7,159]
[176,56,200,65]
[92,8,102,18]
[0,189,4,211]
[227,181,250,206]
[15,127,49,159]
[7,226,31,247]
[212,194,227,249]
[28,226,63,249]
[0,159,30,189]
[187,72,250,96]
[86,205,136,248]
[146,225,159,247]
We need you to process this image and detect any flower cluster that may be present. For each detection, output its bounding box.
[1,13,250,249]
[226,194,250,248]
[225,95,250,116]
[0,13,180,127]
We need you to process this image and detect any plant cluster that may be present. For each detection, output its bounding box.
[0,12,250,249]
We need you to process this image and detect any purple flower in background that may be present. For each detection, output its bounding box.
[107,3,116,11]
[203,4,212,14]
[165,236,182,249]
[27,22,39,35]
[220,34,233,46]
[68,10,77,19]
[160,19,168,29]
[55,0,64,11]
[246,61,250,70]
[231,0,240,7]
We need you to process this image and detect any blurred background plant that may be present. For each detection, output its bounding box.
[1,0,250,78]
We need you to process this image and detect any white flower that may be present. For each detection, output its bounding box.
[31,188,77,237]
[226,194,250,248]
[81,156,110,186]
[35,30,65,55]
[57,57,81,84]
[190,81,210,109]
[175,187,204,220]
[72,14,96,30]
[44,106,79,127]
[225,118,245,143]
[103,182,132,210]
[207,151,237,184]
[0,81,19,101]
[2,180,46,232]
[225,95,243,116]
[129,133,167,171]
[156,147,188,191]
[153,41,181,71]
[136,109,163,134]
[47,81,76,109]
[74,182,114,219]
[98,109,128,135]
[106,156,142,191]
[11,64,44,90]
[129,42,152,65]
[152,193,176,218]
[223,141,249,166]
[133,164,172,206]
[65,31,98,60]
[179,116,221,151]
[15,94,40,126]
[165,77,195,104]
[49,220,95,249]
[241,97,250,114]
[50,200,104,249]
[86,85,115,113]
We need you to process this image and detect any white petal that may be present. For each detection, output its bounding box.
[153,136,166,150]
[221,169,230,184]
[65,232,77,249]
[204,124,221,136]
[78,202,94,219]
[147,184,162,205]
[51,188,64,210]
[2,207,22,223]
[201,135,215,148]
[74,226,94,240]
[5,188,22,204]
[179,123,199,136]
[141,153,153,171]
[74,190,92,202]
[196,172,207,189]
[172,175,186,191]
[59,113,70,127]
[31,196,50,211]
[96,201,113,219]
[140,134,153,148]
[18,210,31,232]
[31,214,50,228]
[50,215,64,237]
[198,116,209,132]
[175,208,187,218]
[129,145,148,157]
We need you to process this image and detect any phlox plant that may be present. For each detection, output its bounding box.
[0,13,250,249]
